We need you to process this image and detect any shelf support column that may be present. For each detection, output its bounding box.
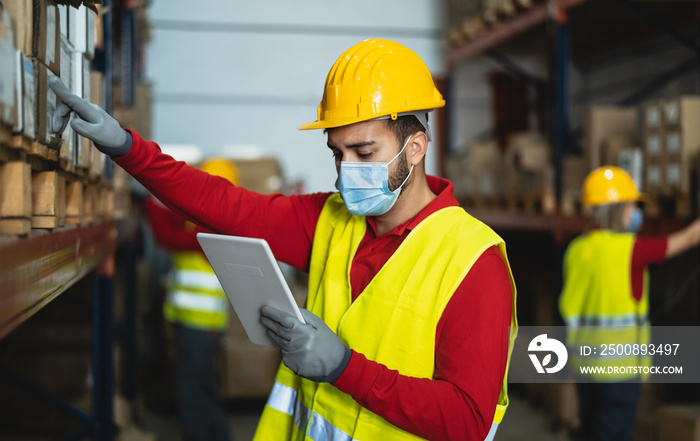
[92,255,115,441]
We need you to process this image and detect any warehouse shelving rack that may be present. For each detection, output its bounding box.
[444,0,700,239]
[0,1,143,440]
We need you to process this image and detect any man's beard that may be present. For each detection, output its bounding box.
[388,152,411,192]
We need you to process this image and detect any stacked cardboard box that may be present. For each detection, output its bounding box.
[0,2,150,235]
[643,96,700,196]
[583,105,638,172]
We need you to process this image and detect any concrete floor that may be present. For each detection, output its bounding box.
[141,393,574,441]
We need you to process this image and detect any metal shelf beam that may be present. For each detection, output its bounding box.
[0,222,116,340]
[446,0,587,71]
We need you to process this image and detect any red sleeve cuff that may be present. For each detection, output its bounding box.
[113,129,156,176]
[332,351,380,401]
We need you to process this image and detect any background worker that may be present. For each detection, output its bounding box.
[143,158,239,441]
[49,39,517,441]
[559,166,700,441]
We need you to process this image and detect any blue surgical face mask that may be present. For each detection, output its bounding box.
[336,135,414,216]
[627,206,643,233]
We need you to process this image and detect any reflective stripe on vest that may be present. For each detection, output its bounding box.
[268,382,359,441]
[173,269,222,290]
[565,312,645,327]
[267,381,502,441]
[169,290,227,312]
[165,251,228,331]
[254,194,518,441]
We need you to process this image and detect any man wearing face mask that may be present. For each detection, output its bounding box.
[559,166,700,441]
[48,39,518,441]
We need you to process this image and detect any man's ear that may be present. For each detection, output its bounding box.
[408,131,429,166]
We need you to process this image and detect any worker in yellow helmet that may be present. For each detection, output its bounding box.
[559,166,700,441]
[144,158,239,441]
[50,39,517,441]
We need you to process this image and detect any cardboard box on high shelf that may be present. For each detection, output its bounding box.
[135,81,153,140]
[602,133,636,167]
[645,131,663,160]
[73,51,91,168]
[0,8,19,130]
[583,106,637,171]
[644,156,664,195]
[228,157,285,195]
[663,126,700,195]
[657,405,700,441]
[643,100,662,131]
[89,71,105,177]
[3,0,61,76]
[73,6,95,59]
[35,60,61,148]
[463,139,506,197]
[661,96,700,128]
[58,35,75,163]
[506,131,550,172]
[17,54,36,139]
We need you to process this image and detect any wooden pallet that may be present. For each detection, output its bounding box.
[644,193,697,219]
[0,141,126,235]
[506,191,556,214]
[461,193,509,211]
[445,0,538,48]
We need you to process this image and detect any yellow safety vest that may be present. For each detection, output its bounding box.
[559,230,651,381]
[254,194,518,441]
[164,251,228,331]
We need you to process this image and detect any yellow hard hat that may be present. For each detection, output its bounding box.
[299,39,445,131]
[200,158,239,186]
[583,166,642,206]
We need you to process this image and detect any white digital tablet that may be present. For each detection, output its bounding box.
[196,232,305,347]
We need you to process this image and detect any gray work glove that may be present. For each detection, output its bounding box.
[260,306,352,383]
[49,75,132,157]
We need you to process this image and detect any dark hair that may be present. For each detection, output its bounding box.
[383,114,427,147]
[323,114,428,148]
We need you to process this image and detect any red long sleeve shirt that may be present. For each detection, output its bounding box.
[631,237,668,302]
[117,130,514,441]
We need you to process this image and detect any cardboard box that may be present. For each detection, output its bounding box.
[602,134,636,166]
[657,405,700,441]
[506,131,550,172]
[645,131,663,158]
[643,100,662,130]
[584,106,637,170]
[72,5,95,59]
[13,53,36,139]
[71,51,90,167]
[0,8,19,128]
[2,0,30,56]
[3,0,60,75]
[35,60,60,147]
[662,96,700,127]
[219,312,281,398]
[59,35,75,162]
[645,158,664,194]
[0,161,31,218]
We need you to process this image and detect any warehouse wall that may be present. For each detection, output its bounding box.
[145,0,445,193]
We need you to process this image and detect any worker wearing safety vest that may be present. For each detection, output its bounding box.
[559,166,700,441]
[50,39,518,441]
[145,158,240,441]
